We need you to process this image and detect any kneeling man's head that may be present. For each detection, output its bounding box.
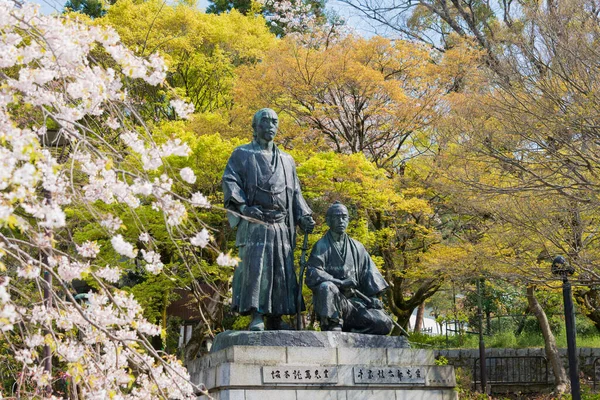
[326,202,349,234]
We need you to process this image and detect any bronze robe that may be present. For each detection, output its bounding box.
[223,141,312,316]
[306,231,392,334]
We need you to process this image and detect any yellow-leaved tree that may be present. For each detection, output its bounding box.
[234,34,444,170]
[93,0,276,117]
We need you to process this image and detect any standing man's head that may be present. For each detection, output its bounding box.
[252,108,279,141]
[326,202,349,235]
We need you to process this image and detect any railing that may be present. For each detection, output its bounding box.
[474,356,550,386]
[593,357,600,391]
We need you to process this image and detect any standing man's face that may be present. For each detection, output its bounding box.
[255,111,279,142]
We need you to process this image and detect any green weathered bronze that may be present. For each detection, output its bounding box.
[222,108,315,331]
[306,202,393,335]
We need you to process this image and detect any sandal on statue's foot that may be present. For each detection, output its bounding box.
[327,318,344,332]
[330,320,343,332]
[249,312,264,331]
[321,318,343,332]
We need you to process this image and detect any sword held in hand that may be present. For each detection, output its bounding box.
[296,231,309,330]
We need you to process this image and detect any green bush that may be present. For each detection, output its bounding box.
[515,332,545,348]
[435,355,449,366]
[232,315,251,330]
[486,331,517,348]
[520,315,563,335]
[489,316,519,334]
[576,315,599,337]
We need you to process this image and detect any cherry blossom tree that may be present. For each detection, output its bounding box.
[0,1,236,397]
[256,0,345,43]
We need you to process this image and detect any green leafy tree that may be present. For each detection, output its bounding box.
[293,151,461,329]
[63,0,110,18]
[207,0,255,14]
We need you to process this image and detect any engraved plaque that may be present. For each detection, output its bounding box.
[262,366,338,384]
[353,366,426,385]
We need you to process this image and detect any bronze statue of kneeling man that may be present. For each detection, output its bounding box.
[305,202,393,335]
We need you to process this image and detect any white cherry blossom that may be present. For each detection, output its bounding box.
[100,214,123,233]
[190,229,210,248]
[76,241,101,258]
[17,264,40,279]
[170,99,195,119]
[141,250,164,274]
[191,192,211,208]
[180,167,196,184]
[96,266,121,283]
[111,235,137,259]
[216,252,239,267]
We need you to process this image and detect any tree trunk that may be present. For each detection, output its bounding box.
[526,285,568,393]
[414,302,425,333]
[515,308,529,336]
[390,306,414,330]
[575,288,600,332]
[387,277,442,329]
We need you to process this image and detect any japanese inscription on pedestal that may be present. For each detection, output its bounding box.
[353,366,425,385]
[262,366,338,384]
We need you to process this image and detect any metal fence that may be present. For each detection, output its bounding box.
[474,356,550,386]
[593,358,600,391]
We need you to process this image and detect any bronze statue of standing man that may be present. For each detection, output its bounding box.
[222,108,315,331]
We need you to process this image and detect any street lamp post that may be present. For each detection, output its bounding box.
[477,278,487,393]
[552,255,580,400]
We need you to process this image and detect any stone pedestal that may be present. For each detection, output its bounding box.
[188,331,456,400]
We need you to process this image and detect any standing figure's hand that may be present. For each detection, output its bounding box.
[242,205,263,220]
[299,215,316,233]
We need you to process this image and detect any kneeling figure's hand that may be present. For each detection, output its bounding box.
[340,278,357,289]
[370,298,383,309]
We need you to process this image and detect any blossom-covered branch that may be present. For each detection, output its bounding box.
[0,1,235,398]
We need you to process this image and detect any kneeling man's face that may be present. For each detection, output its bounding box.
[328,210,349,234]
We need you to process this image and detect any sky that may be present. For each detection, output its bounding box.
[30,0,208,15]
[28,0,374,36]
[31,0,356,19]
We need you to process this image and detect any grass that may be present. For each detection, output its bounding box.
[409,313,600,349]
[410,329,600,349]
